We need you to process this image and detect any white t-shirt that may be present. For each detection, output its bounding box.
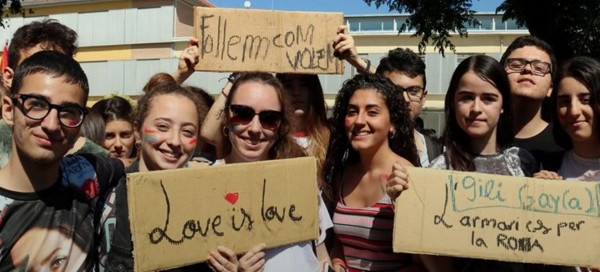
[415,130,430,167]
[558,150,600,181]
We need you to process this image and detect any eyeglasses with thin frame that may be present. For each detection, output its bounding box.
[228,104,283,131]
[397,86,425,102]
[11,94,88,128]
[505,58,552,76]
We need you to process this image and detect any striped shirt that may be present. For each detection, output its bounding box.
[333,195,411,271]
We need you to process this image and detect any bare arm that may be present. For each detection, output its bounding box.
[332,25,375,74]
[172,38,200,85]
[200,81,232,152]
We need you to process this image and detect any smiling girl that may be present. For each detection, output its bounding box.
[322,74,420,272]
[99,73,211,271]
[536,56,600,183]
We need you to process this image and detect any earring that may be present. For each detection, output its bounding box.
[223,126,230,136]
[135,141,141,149]
[389,130,396,139]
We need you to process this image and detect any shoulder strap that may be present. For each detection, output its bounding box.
[424,134,443,163]
[104,178,135,271]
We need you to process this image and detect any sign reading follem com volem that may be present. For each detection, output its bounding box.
[127,157,319,272]
[193,7,344,74]
[394,167,600,267]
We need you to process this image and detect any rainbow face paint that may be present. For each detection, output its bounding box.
[188,138,197,146]
[143,127,159,144]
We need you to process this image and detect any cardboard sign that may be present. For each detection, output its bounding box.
[394,167,600,267]
[127,157,319,272]
[193,7,344,74]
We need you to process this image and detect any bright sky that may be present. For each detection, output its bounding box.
[206,0,504,14]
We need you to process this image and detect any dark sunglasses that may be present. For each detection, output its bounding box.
[228,104,282,130]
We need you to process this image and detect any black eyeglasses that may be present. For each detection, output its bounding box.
[11,94,88,128]
[397,86,425,102]
[505,58,552,76]
[228,104,282,130]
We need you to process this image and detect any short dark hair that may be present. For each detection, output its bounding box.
[376,47,427,88]
[8,19,78,68]
[441,55,513,171]
[91,96,134,124]
[551,56,600,150]
[499,36,557,79]
[11,51,89,100]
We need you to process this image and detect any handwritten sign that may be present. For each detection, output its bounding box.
[193,7,344,74]
[127,157,319,272]
[394,167,600,267]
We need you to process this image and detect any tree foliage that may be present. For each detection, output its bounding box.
[1,0,28,29]
[364,0,600,62]
[363,0,479,56]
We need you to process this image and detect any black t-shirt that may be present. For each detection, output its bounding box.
[512,125,564,168]
[0,154,123,271]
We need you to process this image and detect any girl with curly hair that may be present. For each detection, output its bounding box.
[322,73,420,272]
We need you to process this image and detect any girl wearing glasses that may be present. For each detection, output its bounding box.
[100,73,213,271]
[423,55,536,271]
[322,74,420,272]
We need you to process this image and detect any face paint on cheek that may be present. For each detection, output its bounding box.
[143,128,158,144]
[188,138,197,146]
[228,124,242,133]
[344,117,353,127]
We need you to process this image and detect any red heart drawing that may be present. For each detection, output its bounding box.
[225,193,239,205]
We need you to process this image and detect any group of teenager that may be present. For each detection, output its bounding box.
[0,17,598,272]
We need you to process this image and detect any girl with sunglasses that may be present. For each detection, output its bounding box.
[207,72,333,272]
[423,55,537,271]
[99,73,219,271]
[322,74,420,272]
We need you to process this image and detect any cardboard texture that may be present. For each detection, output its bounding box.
[394,167,600,267]
[193,7,344,74]
[127,157,319,272]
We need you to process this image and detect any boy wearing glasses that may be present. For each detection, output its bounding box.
[0,51,123,270]
[0,19,108,167]
[333,26,442,166]
[499,36,563,167]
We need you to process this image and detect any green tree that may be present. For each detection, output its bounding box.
[1,0,27,29]
[364,0,600,61]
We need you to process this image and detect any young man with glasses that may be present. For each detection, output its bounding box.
[499,36,563,167]
[0,19,108,167]
[333,26,442,166]
[0,51,123,270]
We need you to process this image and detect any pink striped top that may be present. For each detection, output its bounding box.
[333,195,411,271]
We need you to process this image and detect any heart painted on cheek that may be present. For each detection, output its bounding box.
[224,193,239,205]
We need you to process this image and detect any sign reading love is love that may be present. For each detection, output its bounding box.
[127,158,319,272]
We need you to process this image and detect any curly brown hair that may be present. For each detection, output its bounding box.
[322,73,419,206]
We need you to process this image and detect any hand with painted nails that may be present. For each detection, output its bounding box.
[208,246,239,272]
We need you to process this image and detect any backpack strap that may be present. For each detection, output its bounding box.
[424,134,443,163]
